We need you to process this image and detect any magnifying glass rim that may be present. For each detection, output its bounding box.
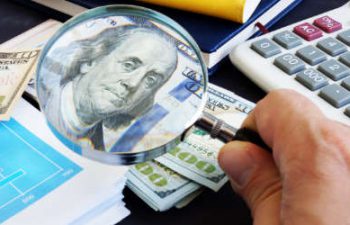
[36,4,208,165]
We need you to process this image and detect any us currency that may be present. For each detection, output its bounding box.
[126,160,201,211]
[0,50,40,120]
[0,20,62,102]
[156,83,255,191]
[175,188,204,209]
[29,15,208,155]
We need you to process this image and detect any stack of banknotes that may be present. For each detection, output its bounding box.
[127,83,255,211]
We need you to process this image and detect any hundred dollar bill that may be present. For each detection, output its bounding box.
[175,188,204,209]
[156,83,255,191]
[32,15,206,158]
[126,160,201,211]
[0,50,40,120]
[0,20,62,102]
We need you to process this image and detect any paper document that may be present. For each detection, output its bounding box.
[0,99,129,225]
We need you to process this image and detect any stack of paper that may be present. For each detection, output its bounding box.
[0,99,129,225]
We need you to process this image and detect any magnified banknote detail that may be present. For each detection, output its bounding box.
[36,6,207,164]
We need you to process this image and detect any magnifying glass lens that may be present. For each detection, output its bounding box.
[36,5,208,165]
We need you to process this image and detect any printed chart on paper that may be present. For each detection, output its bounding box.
[0,119,82,223]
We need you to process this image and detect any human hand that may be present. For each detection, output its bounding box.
[218,89,350,225]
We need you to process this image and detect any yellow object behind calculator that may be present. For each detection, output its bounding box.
[138,0,262,23]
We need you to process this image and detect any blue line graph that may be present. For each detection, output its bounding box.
[0,170,24,187]
[0,119,82,223]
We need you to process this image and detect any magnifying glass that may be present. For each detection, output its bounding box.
[36,5,268,165]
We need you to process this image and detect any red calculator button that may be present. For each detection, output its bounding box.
[314,16,342,33]
[294,22,323,41]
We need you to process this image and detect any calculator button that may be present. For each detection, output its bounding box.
[294,22,323,41]
[274,54,305,75]
[339,52,350,67]
[251,38,281,58]
[295,68,329,91]
[318,59,350,81]
[273,31,302,49]
[341,77,350,91]
[313,16,342,33]
[316,37,347,56]
[319,84,350,108]
[337,29,350,46]
[296,45,327,65]
[345,106,350,118]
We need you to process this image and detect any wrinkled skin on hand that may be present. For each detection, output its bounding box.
[219,89,350,225]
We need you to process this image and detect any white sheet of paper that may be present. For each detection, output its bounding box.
[1,99,129,225]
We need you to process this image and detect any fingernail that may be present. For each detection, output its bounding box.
[219,142,256,187]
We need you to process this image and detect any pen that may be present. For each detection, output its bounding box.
[195,111,271,152]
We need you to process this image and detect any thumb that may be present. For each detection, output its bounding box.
[218,141,281,225]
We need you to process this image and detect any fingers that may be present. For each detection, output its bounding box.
[233,89,350,224]
[219,141,281,225]
[242,89,324,151]
[240,89,350,195]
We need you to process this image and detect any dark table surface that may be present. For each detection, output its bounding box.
[0,0,348,224]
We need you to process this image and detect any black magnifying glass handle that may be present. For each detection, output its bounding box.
[195,112,271,152]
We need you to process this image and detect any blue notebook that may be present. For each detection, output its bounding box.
[18,0,303,74]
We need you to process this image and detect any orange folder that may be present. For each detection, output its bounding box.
[138,0,262,23]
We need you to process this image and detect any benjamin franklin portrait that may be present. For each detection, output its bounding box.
[38,25,178,151]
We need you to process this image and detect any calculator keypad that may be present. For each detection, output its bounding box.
[273,31,302,49]
[274,54,305,75]
[313,16,342,33]
[295,68,329,91]
[296,45,327,65]
[337,30,350,46]
[318,60,350,81]
[250,38,281,58]
[294,22,323,41]
[342,77,350,90]
[316,37,347,56]
[319,84,350,108]
[249,14,350,115]
[339,52,350,67]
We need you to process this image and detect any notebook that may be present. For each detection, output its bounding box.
[16,0,302,74]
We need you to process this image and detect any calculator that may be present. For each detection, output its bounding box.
[230,2,350,125]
